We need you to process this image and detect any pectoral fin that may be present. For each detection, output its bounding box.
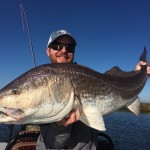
[80,105,106,131]
[127,97,140,115]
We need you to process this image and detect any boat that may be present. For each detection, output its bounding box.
[5,129,114,150]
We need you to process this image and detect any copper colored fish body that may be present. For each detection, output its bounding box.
[0,50,148,131]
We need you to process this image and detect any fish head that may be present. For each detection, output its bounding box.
[0,70,49,123]
[0,73,45,107]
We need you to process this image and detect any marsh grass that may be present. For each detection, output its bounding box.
[120,102,150,113]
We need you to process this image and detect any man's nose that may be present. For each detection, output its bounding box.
[61,46,67,52]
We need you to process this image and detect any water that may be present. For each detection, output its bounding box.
[0,112,150,150]
[103,112,150,150]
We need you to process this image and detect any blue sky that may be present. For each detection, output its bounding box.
[0,0,150,102]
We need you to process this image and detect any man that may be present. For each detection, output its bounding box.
[36,30,98,150]
[36,29,150,150]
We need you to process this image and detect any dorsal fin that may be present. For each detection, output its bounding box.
[105,66,122,76]
[105,66,134,77]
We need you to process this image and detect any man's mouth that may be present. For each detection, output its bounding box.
[57,55,69,63]
[57,54,68,58]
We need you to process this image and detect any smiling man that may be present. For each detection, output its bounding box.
[36,30,99,150]
[46,30,76,63]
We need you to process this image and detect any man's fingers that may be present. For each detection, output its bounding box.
[57,110,80,127]
[135,61,146,71]
[63,110,80,127]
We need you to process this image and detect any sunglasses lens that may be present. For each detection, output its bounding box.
[66,45,75,53]
[49,44,61,50]
[49,43,75,53]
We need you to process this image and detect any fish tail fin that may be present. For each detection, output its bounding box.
[139,47,147,62]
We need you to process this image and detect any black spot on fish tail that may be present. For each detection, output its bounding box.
[140,47,147,62]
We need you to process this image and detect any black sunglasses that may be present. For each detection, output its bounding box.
[49,43,75,53]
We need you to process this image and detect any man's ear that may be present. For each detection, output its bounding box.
[46,48,51,56]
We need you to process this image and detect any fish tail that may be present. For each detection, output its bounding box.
[139,47,147,62]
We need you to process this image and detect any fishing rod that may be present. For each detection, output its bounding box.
[8,4,37,143]
[19,2,38,132]
[20,3,37,68]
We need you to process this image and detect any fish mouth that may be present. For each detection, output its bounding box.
[0,107,25,123]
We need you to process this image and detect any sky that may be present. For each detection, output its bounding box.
[0,0,150,102]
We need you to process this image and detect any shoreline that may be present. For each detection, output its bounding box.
[120,102,150,113]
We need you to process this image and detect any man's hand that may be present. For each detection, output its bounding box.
[135,61,150,75]
[57,109,80,127]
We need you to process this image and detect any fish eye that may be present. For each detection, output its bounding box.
[11,89,20,95]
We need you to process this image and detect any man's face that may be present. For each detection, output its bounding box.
[47,35,75,64]
[46,44,74,63]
